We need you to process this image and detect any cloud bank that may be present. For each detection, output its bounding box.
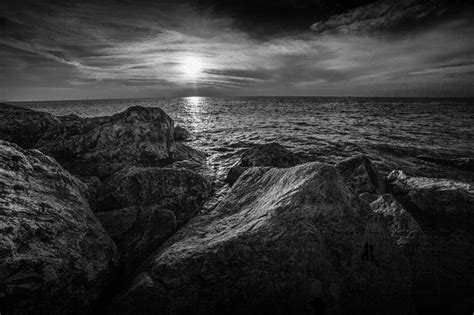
[1,0,473,100]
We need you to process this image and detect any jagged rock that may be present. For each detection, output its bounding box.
[336,154,388,201]
[0,140,117,314]
[174,126,191,141]
[173,142,207,164]
[169,160,215,185]
[112,163,413,315]
[36,106,175,179]
[0,103,59,148]
[225,142,304,185]
[387,170,474,313]
[93,166,212,225]
[370,194,425,252]
[95,205,176,276]
[417,155,474,172]
[387,170,474,229]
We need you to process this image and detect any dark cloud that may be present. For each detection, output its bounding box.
[310,0,473,35]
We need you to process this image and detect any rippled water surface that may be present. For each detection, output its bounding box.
[14,97,474,179]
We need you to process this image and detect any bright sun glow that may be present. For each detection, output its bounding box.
[180,56,203,78]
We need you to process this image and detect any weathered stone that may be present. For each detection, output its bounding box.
[225,142,305,185]
[93,166,212,225]
[95,205,176,276]
[36,106,175,179]
[388,170,474,229]
[113,163,413,315]
[0,140,117,314]
[387,170,474,313]
[174,125,191,141]
[0,103,59,149]
[336,154,388,199]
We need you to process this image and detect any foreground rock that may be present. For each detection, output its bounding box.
[0,140,117,314]
[225,142,305,185]
[387,170,474,313]
[0,103,59,149]
[36,106,175,179]
[169,160,216,185]
[113,163,412,315]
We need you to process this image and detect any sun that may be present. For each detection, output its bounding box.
[180,56,203,78]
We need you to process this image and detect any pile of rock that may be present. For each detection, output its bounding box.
[1,103,473,314]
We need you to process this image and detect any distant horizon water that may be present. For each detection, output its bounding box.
[9,96,473,181]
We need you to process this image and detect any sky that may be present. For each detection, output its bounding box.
[1,0,474,101]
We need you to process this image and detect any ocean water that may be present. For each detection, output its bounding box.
[12,96,474,180]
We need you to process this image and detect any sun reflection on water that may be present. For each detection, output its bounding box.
[183,96,207,133]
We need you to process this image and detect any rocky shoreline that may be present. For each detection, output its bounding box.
[0,103,473,314]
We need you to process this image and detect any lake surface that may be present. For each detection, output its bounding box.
[12,96,474,180]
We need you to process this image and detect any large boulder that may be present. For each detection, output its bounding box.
[112,163,413,315]
[92,167,213,225]
[336,154,388,202]
[95,205,176,277]
[225,142,305,185]
[0,103,59,149]
[0,140,117,314]
[387,170,474,313]
[36,106,175,179]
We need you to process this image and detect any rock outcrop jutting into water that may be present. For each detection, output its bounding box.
[113,163,413,315]
[0,103,473,314]
[0,140,117,314]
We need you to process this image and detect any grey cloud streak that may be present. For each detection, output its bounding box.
[1,0,473,100]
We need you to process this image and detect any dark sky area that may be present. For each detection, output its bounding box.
[1,0,474,100]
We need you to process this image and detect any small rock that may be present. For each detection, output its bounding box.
[174,125,191,141]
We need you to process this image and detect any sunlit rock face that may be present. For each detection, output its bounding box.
[36,106,175,179]
[225,142,305,185]
[0,140,117,314]
[387,170,474,313]
[0,103,59,149]
[112,163,413,315]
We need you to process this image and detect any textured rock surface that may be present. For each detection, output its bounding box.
[174,125,191,141]
[225,142,304,185]
[36,106,175,179]
[113,163,413,315]
[336,154,388,202]
[93,166,213,225]
[387,170,474,313]
[96,205,176,276]
[0,103,59,149]
[0,140,117,314]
